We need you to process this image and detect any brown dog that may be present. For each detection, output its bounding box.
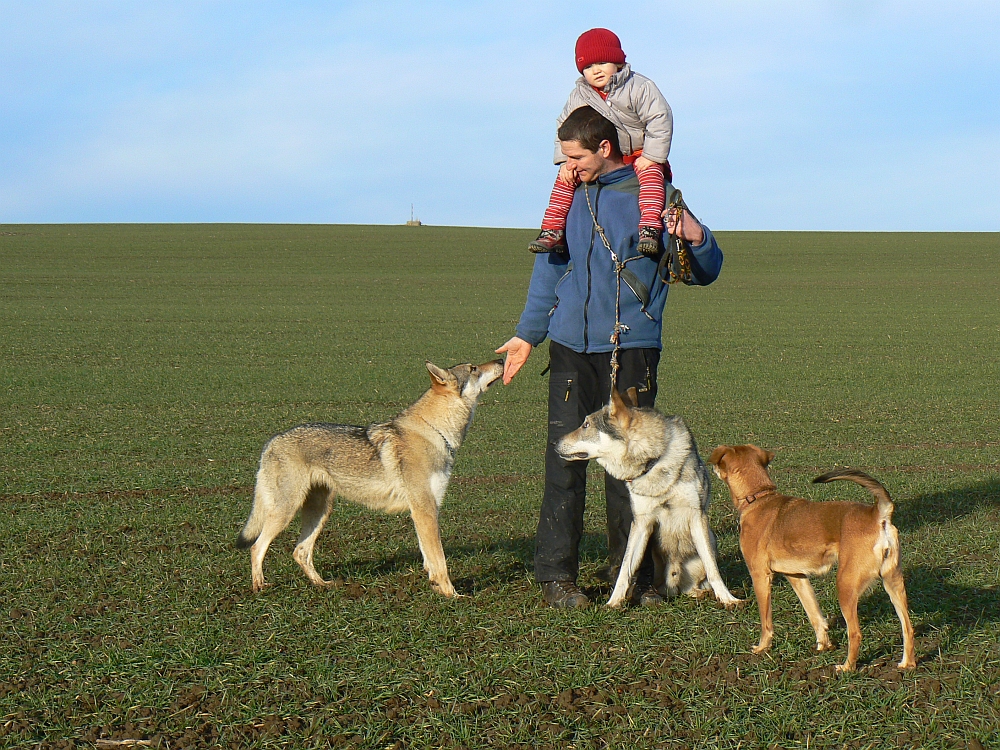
[708,445,916,672]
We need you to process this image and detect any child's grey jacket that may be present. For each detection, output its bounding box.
[553,64,673,165]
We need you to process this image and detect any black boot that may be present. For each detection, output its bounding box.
[540,580,590,609]
[632,570,664,607]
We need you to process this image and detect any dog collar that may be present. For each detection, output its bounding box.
[625,457,660,483]
[420,418,456,460]
[737,486,777,510]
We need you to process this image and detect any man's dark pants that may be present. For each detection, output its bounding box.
[534,340,660,583]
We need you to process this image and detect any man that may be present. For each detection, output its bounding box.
[496,105,723,608]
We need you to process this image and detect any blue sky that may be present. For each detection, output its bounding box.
[2,1,998,229]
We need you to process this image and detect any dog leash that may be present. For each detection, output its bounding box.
[659,189,695,285]
[584,183,653,392]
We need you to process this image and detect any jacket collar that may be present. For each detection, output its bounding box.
[577,63,633,94]
[593,165,636,186]
[607,63,632,91]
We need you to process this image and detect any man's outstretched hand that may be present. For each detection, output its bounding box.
[495,336,533,385]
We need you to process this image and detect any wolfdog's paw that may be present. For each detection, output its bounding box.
[751,643,771,655]
[605,596,627,609]
[816,640,834,652]
[835,663,856,673]
[251,581,272,594]
[430,581,458,598]
[711,589,744,609]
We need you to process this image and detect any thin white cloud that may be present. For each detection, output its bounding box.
[1,0,998,228]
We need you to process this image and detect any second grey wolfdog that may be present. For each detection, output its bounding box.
[236,359,504,598]
[555,388,740,609]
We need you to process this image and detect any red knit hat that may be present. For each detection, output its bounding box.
[575,28,626,73]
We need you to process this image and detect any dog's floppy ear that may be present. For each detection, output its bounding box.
[750,444,775,466]
[425,361,456,391]
[708,445,730,466]
[624,387,639,407]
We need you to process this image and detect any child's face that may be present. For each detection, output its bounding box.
[582,62,620,89]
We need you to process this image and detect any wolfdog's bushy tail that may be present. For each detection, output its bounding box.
[812,469,894,519]
[235,484,267,549]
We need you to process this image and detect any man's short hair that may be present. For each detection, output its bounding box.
[557,106,623,158]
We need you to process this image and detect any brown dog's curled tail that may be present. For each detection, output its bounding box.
[813,469,894,520]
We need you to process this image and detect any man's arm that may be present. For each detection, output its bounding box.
[497,253,567,383]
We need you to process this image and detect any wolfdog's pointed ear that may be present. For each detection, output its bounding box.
[609,388,627,414]
[624,387,639,407]
[708,445,730,466]
[426,361,455,389]
[609,389,633,426]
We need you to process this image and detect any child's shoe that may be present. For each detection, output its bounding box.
[528,229,568,255]
[637,226,662,257]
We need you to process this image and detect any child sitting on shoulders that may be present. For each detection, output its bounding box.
[530,28,673,258]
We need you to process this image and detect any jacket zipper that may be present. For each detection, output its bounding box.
[605,100,634,155]
[582,182,601,352]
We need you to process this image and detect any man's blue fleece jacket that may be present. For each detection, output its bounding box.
[515,165,723,353]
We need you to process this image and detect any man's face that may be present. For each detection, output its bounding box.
[560,139,612,183]
[582,62,620,90]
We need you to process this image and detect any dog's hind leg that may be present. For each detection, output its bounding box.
[688,513,741,608]
[408,492,457,598]
[680,555,711,599]
[292,486,334,587]
[785,574,832,651]
[608,515,656,608]
[248,472,306,592]
[652,544,670,596]
[835,557,880,672]
[881,566,916,669]
[879,529,916,669]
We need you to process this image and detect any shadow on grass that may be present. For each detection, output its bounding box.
[300,478,1000,613]
[903,564,1000,626]
[304,529,753,596]
[895,478,1000,532]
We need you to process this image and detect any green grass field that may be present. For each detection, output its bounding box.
[2,224,998,749]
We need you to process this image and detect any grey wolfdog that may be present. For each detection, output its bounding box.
[236,359,504,598]
[555,388,741,609]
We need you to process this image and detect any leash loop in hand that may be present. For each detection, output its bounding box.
[663,188,694,285]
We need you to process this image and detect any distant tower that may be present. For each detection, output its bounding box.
[406,204,422,226]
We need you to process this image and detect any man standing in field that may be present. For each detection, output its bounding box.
[496,106,724,608]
